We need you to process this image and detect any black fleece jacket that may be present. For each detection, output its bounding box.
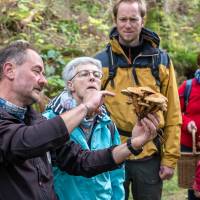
[0,107,117,200]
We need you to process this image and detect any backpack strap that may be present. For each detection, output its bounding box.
[102,44,118,90]
[132,66,140,86]
[153,128,164,155]
[151,54,161,87]
[183,79,192,112]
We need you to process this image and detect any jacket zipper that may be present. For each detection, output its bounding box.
[132,53,159,86]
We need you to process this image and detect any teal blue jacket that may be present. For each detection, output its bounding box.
[43,107,125,200]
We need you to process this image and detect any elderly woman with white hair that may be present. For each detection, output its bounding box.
[43,57,125,200]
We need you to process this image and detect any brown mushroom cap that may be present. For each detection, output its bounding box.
[139,86,156,94]
[121,86,168,119]
[126,87,144,96]
[121,89,132,96]
[144,93,168,104]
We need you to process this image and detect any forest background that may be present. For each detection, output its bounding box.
[0,0,199,199]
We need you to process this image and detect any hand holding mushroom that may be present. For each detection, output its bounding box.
[121,86,168,120]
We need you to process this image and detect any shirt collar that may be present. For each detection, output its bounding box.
[0,98,27,120]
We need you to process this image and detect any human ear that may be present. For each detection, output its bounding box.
[67,81,75,92]
[3,62,15,80]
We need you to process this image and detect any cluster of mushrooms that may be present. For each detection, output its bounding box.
[121,86,168,120]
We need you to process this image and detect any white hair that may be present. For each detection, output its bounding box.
[62,57,102,87]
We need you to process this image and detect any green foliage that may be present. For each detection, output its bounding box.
[42,50,66,75]
[145,1,199,79]
[45,75,65,98]
[71,0,106,17]
[41,49,67,97]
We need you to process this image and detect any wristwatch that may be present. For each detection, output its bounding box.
[126,137,143,156]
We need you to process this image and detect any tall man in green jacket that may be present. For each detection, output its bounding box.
[95,0,182,200]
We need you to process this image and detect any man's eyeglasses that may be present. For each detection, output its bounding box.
[70,70,103,80]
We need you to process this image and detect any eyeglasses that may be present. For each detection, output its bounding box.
[70,70,103,80]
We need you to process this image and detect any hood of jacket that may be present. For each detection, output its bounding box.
[46,91,68,115]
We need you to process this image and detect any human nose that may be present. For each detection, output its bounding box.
[88,72,96,81]
[39,74,48,86]
[124,20,132,28]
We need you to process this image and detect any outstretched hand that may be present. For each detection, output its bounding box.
[83,90,115,115]
[131,113,159,149]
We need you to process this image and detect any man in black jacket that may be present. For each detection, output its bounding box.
[0,40,159,200]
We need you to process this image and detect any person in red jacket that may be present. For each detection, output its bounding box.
[193,160,200,199]
[178,53,200,200]
[178,69,200,149]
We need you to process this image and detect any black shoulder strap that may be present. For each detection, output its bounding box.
[151,54,161,87]
[102,44,118,90]
[107,121,115,142]
[153,128,164,155]
[183,79,192,112]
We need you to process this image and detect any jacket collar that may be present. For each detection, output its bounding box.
[109,27,160,47]
[0,105,43,124]
[0,98,27,120]
[109,27,160,56]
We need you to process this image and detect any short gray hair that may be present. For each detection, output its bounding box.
[62,57,102,84]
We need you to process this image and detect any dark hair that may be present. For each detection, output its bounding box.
[0,40,36,79]
[113,0,146,21]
